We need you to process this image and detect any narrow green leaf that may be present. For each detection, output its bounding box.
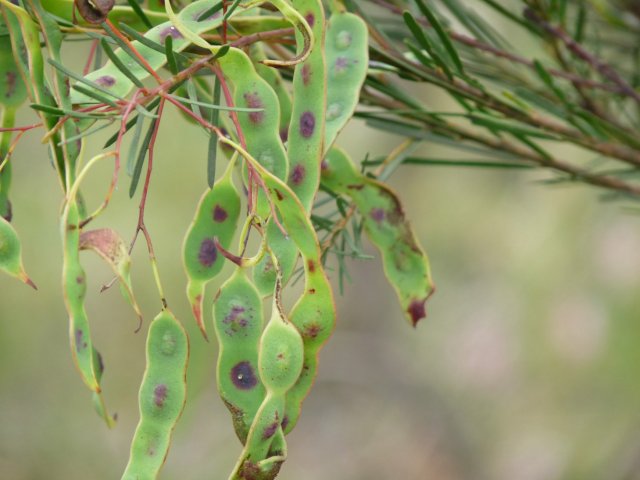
[164,35,178,74]
[129,118,157,198]
[208,79,221,187]
[126,114,145,177]
[48,58,124,101]
[403,14,452,80]
[118,22,166,54]
[100,38,145,88]
[198,2,224,21]
[71,84,119,108]
[414,0,465,75]
[103,97,162,148]
[125,0,153,29]
[101,22,156,80]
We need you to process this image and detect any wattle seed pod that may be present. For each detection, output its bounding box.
[286,0,327,212]
[183,157,241,338]
[61,201,115,426]
[0,215,35,288]
[253,0,328,299]
[323,11,368,152]
[321,147,435,326]
[121,310,189,480]
[213,267,266,443]
[0,34,28,222]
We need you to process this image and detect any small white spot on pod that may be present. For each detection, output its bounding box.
[335,31,352,50]
[258,152,274,171]
[327,103,342,121]
[160,331,176,355]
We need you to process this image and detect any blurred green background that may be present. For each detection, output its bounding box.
[2,40,640,480]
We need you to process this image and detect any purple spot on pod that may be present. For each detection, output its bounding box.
[305,12,315,27]
[302,64,311,85]
[304,322,321,339]
[213,204,228,222]
[198,238,217,267]
[96,351,104,374]
[5,71,16,98]
[75,329,87,350]
[231,361,258,390]
[281,416,289,430]
[280,128,289,142]
[95,75,116,87]
[154,384,168,407]
[370,208,385,222]
[160,26,183,41]
[243,92,264,124]
[407,299,427,327]
[334,57,350,75]
[290,164,305,185]
[299,112,315,138]
[263,420,279,440]
[224,305,249,334]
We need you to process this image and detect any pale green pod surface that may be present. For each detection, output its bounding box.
[322,147,434,326]
[323,12,368,152]
[0,35,28,108]
[252,219,297,297]
[258,305,304,395]
[183,161,241,337]
[254,61,292,141]
[60,205,112,426]
[231,394,285,480]
[286,0,327,212]
[62,202,99,392]
[0,215,35,288]
[213,268,266,443]
[71,0,225,104]
[1,33,28,222]
[122,310,189,480]
[218,48,289,212]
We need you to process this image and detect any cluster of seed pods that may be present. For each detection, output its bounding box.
[0,1,436,479]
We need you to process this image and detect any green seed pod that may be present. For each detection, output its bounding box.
[122,310,189,480]
[213,267,266,443]
[286,0,327,212]
[60,200,115,426]
[183,158,241,338]
[323,11,368,152]
[258,300,304,395]
[0,35,28,109]
[217,48,289,214]
[252,219,297,297]
[0,215,35,288]
[321,147,435,326]
[0,21,29,222]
